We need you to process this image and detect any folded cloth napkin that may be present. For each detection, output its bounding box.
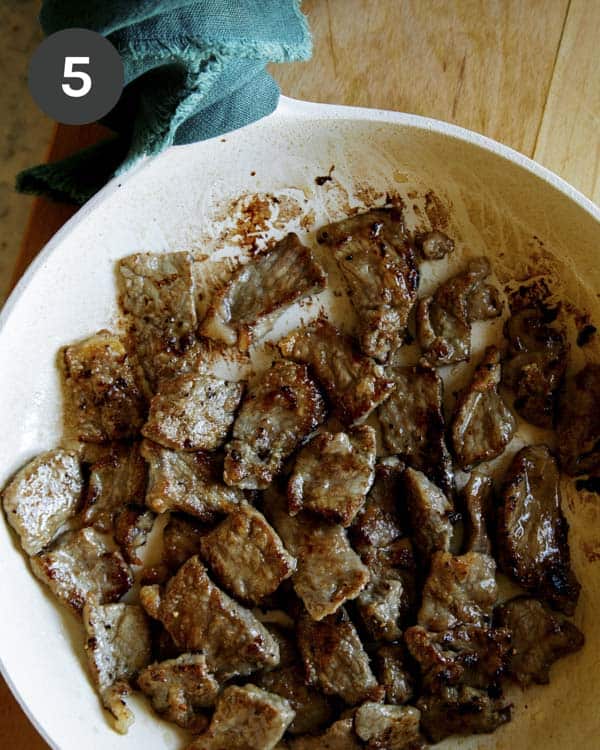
[16,0,311,204]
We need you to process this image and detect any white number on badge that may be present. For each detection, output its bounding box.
[62,57,92,98]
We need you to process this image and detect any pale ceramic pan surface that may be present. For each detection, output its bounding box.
[1,96,599,750]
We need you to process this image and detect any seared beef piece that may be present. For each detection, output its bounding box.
[188,684,295,750]
[462,470,493,554]
[317,208,418,362]
[269,494,369,620]
[418,551,497,631]
[62,331,146,442]
[141,440,244,520]
[118,252,198,389]
[503,303,568,428]
[350,458,405,549]
[113,506,155,565]
[557,363,600,476]
[297,609,384,705]
[417,685,511,743]
[224,361,326,490]
[31,528,133,616]
[417,257,502,366]
[404,624,511,692]
[137,653,219,732]
[451,347,516,470]
[287,425,376,526]
[278,319,395,425]
[403,468,453,563]
[356,538,417,641]
[142,372,244,451]
[496,596,584,686]
[82,443,147,531]
[375,644,415,705]
[415,230,454,261]
[354,703,424,750]
[496,445,580,615]
[201,233,326,351]
[3,449,82,555]
[379,363,453,495]
[139,556,279,678]
[257,664,333,735]
[83,600,152,734]
[163,513,211,571]
[286,717,362,749]
[199,505,296,605]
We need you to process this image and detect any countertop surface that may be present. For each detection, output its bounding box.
[2,1,600,748]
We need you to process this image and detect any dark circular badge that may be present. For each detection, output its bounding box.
[28,28,124,126]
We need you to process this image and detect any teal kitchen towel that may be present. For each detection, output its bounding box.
[17,1,311,204]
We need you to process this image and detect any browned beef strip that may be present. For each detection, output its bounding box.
[350,458,405,549]
[113,505,155,565]
[450,346,516,470]
[416,685,511,743]
[557,363,600,476]
[379,363,453,495]
[503,303,568,428]
[286,717,362,750]
[317,208,418,362]
[417,257,501,366]
[403,468,454,563]
[496,595,584,686]
[278,318,395,425]
[297,609,384,705]
[201,233,326,351]
[163,512,212,571]
[224,360,327,490]
[354,702,424,750]
[374,644,415,705]
[496,445,580,615]
[462,470,493,555]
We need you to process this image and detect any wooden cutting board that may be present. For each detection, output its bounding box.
[3,1,599,747]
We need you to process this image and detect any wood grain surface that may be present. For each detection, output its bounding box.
[3,1,599,748]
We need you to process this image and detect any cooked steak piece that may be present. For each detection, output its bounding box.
[269,495,369,620]
[257,664,333,735]
[379,364,453,495]
[201,233,326,351]
[451,347,516,470]
[3,449,82,555]
[113,506,155,565]
[356,539,417,641]
[417,685,511,743]
[62,331,146,442]
[82,442,147,531]
[317,208,418,362]
[557,363,600,476]
[224,361,326,490]
[374,644,415,705]
[350,458,405,549]
[287,425,376,526]
[354,703,424,750]
[418,551,497,631]
[83,600,152,734]
[187,684,294,750]
[415,230,454,261]
[139,556,279,677]
[496,596,584,686]
[297,609,384,705]
[462,470,493,554]
[286,718,362,749]
[163,512,211,571]
[31,527,133,615]
[137,653,219,731]
[142,372,244,451]
[278,319,395,425]
[199,505,296,605]
[403,468,453,563]
[417,257,501,366]
[503,303,568,428]
[404,624,511,692]
[496,445,580,615]
[141,440,244,520]
[118,252,197,388]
